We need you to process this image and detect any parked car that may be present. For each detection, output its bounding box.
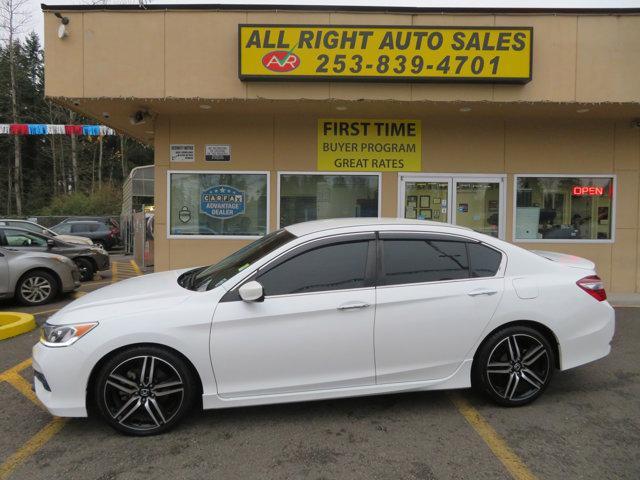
[0,247,80,305]
[33,218,614,436]
[55,216,121,242]
[50,221,118,251]
[0,219,93,246]
[0,227,109,282]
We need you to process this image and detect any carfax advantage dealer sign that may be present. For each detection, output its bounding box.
[239,25,532,82]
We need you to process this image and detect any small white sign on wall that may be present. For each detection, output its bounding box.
[170,144,195,162]
[205,144,231,162]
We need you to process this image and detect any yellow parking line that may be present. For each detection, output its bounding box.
[2,372,43,410]
[111,261,118,283]
[0,417,66,480]
[450,393,538,480]
[0,358,31,380]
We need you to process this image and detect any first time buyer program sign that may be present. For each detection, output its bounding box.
[239,25,532,82]
[318,119,421,172]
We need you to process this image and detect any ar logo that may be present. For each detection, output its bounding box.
[262,50,300,72]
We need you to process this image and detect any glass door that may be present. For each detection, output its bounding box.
[400,175,505,239]
[401,177,451,224]
[452,178,504,239]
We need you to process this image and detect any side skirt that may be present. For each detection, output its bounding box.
[202,359,472,410]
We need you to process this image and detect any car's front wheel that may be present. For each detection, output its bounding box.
[74,257,95,282]
[94,346,197,436]
[473,326,554,407]
[16,270,58,306]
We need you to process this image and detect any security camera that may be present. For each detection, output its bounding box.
[72,100,80,106]
[129,110,149,125]
[631,119,640,129]
[102,112,110,119]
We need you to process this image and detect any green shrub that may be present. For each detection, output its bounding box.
[40,186,122,216]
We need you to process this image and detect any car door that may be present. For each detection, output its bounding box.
[374,232,505,383]
[211,233,377,398]
[0,250,9,295]
[0,228,49,253]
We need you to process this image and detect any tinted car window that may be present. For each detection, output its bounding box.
[258,240,369,296]
[70,223,91,233]
[3,229,48,247]
[53,223,71,234]
[468,243,502,278]
[382,239,469,285]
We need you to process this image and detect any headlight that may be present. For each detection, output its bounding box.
[52,255,72,264]
[40,322,98,347]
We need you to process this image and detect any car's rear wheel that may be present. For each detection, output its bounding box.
[94,346,196,436]
[16,270,58,306]
[473,326,554,407]
[75,257,95,282]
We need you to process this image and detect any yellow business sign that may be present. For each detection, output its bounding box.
[318,119,421,172]
[239,25,532,83]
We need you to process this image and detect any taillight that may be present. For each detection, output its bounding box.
[576,275,607,301]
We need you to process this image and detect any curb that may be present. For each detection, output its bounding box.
[0,313,37,341]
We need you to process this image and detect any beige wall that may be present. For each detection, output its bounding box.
[45,10,640,104]
[154,113,640,293]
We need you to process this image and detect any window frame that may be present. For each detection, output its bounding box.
[512,173,617,244]
[377,231,506,288]
[221,232,377,301]
[167,170,271,240]
[276,171,382,229]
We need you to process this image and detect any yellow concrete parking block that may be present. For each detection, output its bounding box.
[0,313,36,341]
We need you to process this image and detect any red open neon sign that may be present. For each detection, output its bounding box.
[572,186,604,196]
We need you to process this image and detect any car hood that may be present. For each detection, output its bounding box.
[49,269,194,325]
[56,234,93,245]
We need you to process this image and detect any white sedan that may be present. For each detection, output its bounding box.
[33,218,615,436]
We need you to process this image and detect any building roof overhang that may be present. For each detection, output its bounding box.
[41,2,640,14]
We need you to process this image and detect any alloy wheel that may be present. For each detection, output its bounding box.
[103,355,185,432]
[20,276,53,304]
[485,333,549,402]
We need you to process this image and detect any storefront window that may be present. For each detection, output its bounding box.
[515,176,614,241]
[169,172,268,237]
[279,174,379,227]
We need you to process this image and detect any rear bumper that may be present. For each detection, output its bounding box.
[560,301,615,370]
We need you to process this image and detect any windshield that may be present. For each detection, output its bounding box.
[179,229,296,292]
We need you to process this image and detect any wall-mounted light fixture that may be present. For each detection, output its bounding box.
[54,12,70,39]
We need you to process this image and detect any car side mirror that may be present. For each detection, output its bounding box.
[46,239,55,249]
[238,280,264,302]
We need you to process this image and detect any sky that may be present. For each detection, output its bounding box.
[22,0,640,43]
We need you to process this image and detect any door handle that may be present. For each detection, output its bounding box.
[467,288,498,297]
[338,302,370,311]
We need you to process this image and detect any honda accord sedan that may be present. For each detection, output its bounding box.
[33,218,615,435]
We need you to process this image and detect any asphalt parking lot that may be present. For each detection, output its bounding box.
[1,259,639,480]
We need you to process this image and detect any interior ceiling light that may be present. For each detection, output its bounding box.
[199,104,212,110]
[335,106,347,111]
[577,108,590,113]
[459,107,472,112]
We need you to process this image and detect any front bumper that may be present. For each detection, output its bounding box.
[93,252,110,271]
[32,342,89,417]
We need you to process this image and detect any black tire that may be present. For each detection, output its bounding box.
[472,325,555,407]
[15,270,59,306]
[94,346,197,436]
[75,257,95,282]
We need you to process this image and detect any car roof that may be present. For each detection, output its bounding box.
[284,217,472,237]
